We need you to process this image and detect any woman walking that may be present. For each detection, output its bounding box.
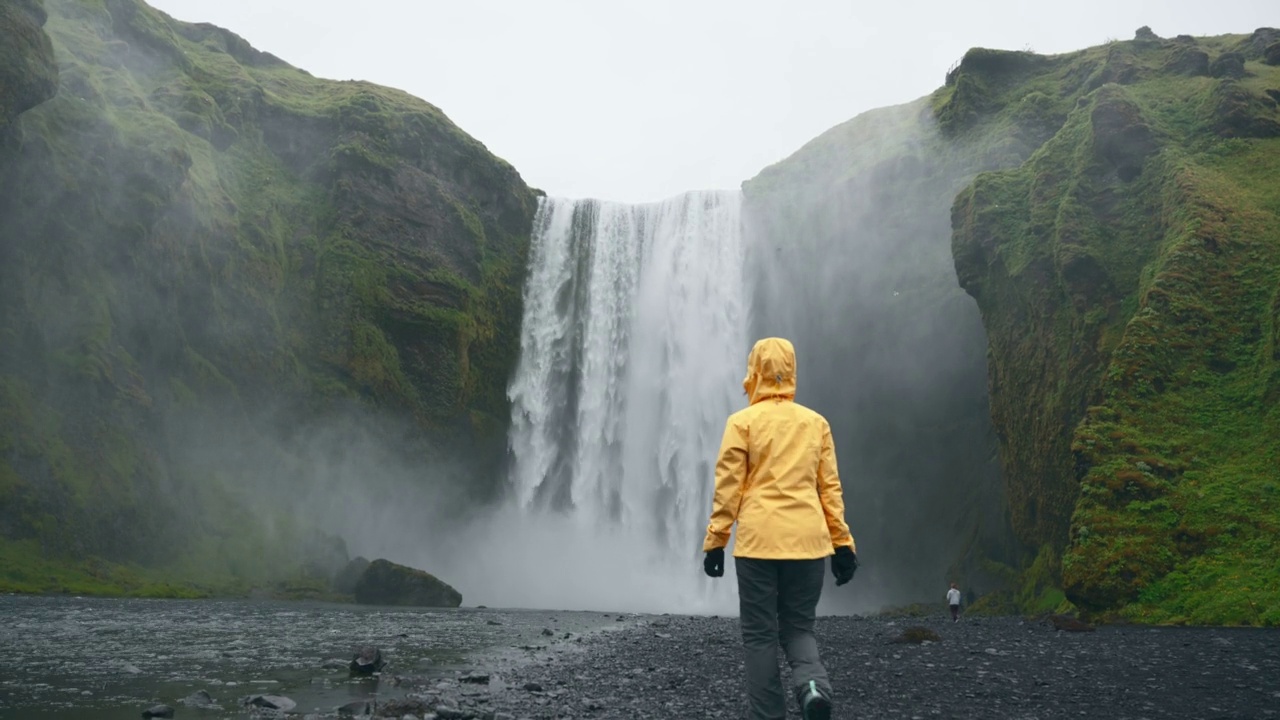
[702,337,859,720]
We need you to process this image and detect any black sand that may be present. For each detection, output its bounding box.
[389,613,1280,720]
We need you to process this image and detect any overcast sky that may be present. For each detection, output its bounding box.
[147,1,1275,203]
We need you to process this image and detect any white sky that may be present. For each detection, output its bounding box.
[146,1,1276,203]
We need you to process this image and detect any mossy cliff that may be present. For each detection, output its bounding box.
[949,27,1280,623]
[0,0,537,594]
[744,26,1280,623]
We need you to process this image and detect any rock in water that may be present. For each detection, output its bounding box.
[242,694,297,712]
[141,705,174,719]
[337,698,375,716]
[352,559,462,608]
[179,689,220,709]
[349,645,386,675]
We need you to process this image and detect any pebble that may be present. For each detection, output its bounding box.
[404,615,1280,719]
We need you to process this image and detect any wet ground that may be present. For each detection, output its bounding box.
[0,594,635,719]
[5,596,1280,719]
[475,614,1280,720]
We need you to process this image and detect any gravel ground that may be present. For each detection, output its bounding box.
[384,614,1280,720]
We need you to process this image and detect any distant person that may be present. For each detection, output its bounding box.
[948,582,962,622]
[702,337,858,720]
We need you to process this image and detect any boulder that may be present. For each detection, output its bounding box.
[179,690,220,709]
[1267,42,1280,66]
[1209,52,1246,79]
[1163,47,1209,76]
[1133,26,1160,42]
[141,706,174,719]
[352,559,462,608]
[349,645,385,675]
[241,694,297,712]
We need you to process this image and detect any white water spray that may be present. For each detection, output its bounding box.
[497,191,749,612]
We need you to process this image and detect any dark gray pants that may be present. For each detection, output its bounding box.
[735,556,831,720]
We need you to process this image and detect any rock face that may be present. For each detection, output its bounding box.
[0,0,57,127]
[352,558,462,608]
[0,0,536,589]
[950,29,1280,623]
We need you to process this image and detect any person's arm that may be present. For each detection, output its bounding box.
[818,420,856,552]
[703,417,748,551]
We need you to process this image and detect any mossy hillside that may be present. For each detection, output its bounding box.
[1063,139,1280,625]
[0,0,536,593]
[0,0,58,127]
[950,28,1280,623]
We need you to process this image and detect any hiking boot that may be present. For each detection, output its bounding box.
[798,680,832,720]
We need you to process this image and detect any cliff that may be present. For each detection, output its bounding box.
[744,25,1280,623]
[949,27,1280,623]
[0,0,537,594]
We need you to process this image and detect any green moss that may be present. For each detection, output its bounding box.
[0,538,210,597]
[0,0,58,126]
[0,0,536,590]
[948,30,1280,624]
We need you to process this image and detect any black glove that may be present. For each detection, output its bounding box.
[703,547,725,578]
[832,546,858,586]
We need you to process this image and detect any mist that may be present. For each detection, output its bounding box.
[173,100,1027,615]
[5,0,1026,616]
[744,102,1010,608]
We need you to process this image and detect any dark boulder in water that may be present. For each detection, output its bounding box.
[352,558,462,608]
[178,690,219,709]
[141,705,174,719]
[241,694,296,712]
[349,645,385,675]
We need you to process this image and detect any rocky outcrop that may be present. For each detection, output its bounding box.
[352,559,462,608]
[951,29,1280,623]
[0,0,57,127]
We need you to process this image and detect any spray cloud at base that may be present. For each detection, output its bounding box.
[452,101,1017,615]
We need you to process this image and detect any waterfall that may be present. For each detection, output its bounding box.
[502,191,747,610]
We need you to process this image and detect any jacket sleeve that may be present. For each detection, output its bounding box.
[703,416,748,552]
[818,420,856,552]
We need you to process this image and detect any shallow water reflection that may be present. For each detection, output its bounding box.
[0,594,624,718]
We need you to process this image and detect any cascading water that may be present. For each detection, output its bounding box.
[503,191,748,611]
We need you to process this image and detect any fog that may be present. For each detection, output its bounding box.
[11,0,1277,617]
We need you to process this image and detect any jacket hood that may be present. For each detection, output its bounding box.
[742,337,797,404]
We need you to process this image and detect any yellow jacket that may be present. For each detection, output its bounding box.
[703,337,856,559]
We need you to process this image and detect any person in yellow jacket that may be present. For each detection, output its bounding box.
[702,337,858,720]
